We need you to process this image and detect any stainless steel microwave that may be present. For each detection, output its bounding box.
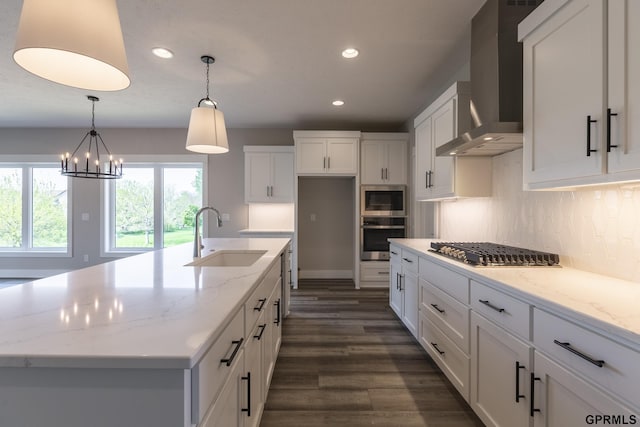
[360,185,406,216]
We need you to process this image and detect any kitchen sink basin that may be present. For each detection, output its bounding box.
[185,250,267,267]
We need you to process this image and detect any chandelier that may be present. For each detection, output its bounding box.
[60,95,123,179]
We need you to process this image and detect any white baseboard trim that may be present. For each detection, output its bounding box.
[299,270,353,279]
[0,269,68,279]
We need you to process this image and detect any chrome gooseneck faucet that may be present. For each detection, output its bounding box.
[193,206,223,258]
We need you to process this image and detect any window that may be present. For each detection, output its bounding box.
[0,163,70,255]
[104,156,205,253]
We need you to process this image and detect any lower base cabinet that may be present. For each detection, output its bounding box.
[531,352,637,427]
[470,312,532,427]
[200,350,245,427]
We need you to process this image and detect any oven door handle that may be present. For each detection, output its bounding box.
[361,225,406,229]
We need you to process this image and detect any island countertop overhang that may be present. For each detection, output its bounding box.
[0,237,290,370]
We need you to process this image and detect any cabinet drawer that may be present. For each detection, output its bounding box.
[471,280,530,340]
[245,262,279,333]
[534,308,640,409]
[421,280,469,354]
[360,261,390,282]
[192,308,245,423]
[419,257,469,304]
[420,313,470,401]
[389,245,401,263]
[400,250,418,274]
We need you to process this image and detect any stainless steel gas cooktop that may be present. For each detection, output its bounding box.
[430,242,560,267]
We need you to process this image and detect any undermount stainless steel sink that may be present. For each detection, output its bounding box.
[185,250,267,267]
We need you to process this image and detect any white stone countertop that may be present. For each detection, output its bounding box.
[389,239,640,349]
[0,238,290,370]
[238,229,294,234]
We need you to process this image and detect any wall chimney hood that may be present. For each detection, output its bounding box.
[436,0,540,157]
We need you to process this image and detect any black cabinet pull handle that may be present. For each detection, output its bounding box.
[430,342,445,355]
[288,269,292,285]
[254,323,267,340]
[607,108,618,152]
[553,340,605,367]
[430,303,445,314]
[587,115,598,157]
[275,299,281,325]
[402,257,413,263]
[241,372,251,416]
[390,250,398,255]
[479,299,505,313]
[515,361,526,403]
[220,338,244,367]
[425,171,429,188]
[530,373,541,416]
[254,298,267,311]
[399,274,403,291]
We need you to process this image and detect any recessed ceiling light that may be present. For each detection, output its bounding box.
[152,47,174,59]
[341,48,359,59]
[332,100,345,106]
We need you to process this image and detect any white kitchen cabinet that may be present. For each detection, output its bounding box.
[244,146,294,203]
[265,278,282,390]
[470,311,532,427]
[359,261,390,286]
[293,131,360,175]
[200,349,245,427]
[388,244,418,338]
[245,320,264,427]
[414,81,491,200]
[531,352,637,427]
[360,133,408,185]
[520,0,640,189]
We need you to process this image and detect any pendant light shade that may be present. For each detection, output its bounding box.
[13,0,130,91]
[185,55,229,154]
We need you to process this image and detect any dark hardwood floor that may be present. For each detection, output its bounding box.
[260,279,484,427]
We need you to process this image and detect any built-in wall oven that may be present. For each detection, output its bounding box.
[360,185,407,260]
[361,216,406,260]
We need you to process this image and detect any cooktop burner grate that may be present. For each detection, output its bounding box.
[430,242,560,266]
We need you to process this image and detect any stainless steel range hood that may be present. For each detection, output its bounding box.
[436,0,540,157]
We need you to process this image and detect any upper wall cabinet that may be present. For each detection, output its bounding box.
[244,146,294,203]
[519,0,640,189]
[293,131,360,176]
[360,133,408,185]
[414,82,492,201]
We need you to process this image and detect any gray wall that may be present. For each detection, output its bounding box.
[0,127,292,276]
[297,177,355,276]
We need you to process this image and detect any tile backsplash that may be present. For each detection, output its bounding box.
[439,149,640,282]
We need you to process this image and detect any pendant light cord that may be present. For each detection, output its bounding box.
[205,60,210,100]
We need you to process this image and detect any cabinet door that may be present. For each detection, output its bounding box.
[385,141,407,185]
[401,272,418,338]
[522,0,604,187]
[607,0,640,175]
[200,349,244,427]
[414,117,433,200]
[270,152,294,202]
[532,352,637,427]
[326,138,358,174]
[430,99,456,198]
[245,152,272,203]
[361,141,385,184]
[471,312,531,427]
[296,138,326,174]
[389,259,402,317]
[245,323,263,427]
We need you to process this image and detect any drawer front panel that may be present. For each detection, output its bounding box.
[534,308,640,409]
[360,262,390,282]
[419,257,469,304]
[420,312,470,402]
[401,250,418,275]
[471,280,530,340]
[192,307,245,423]
[421,280,470,354]
[246,262,279,333]
[389,245,401,263]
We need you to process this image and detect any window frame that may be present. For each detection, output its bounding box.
[101,154,208,257]
[0,155,73,257]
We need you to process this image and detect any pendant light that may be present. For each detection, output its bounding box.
[60,96,123,179]
[185,55,229,154]
[13,0,130,91]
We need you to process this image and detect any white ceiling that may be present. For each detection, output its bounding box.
[0,0,485,130]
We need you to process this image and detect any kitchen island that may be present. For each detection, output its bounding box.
[0,237,290,427]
